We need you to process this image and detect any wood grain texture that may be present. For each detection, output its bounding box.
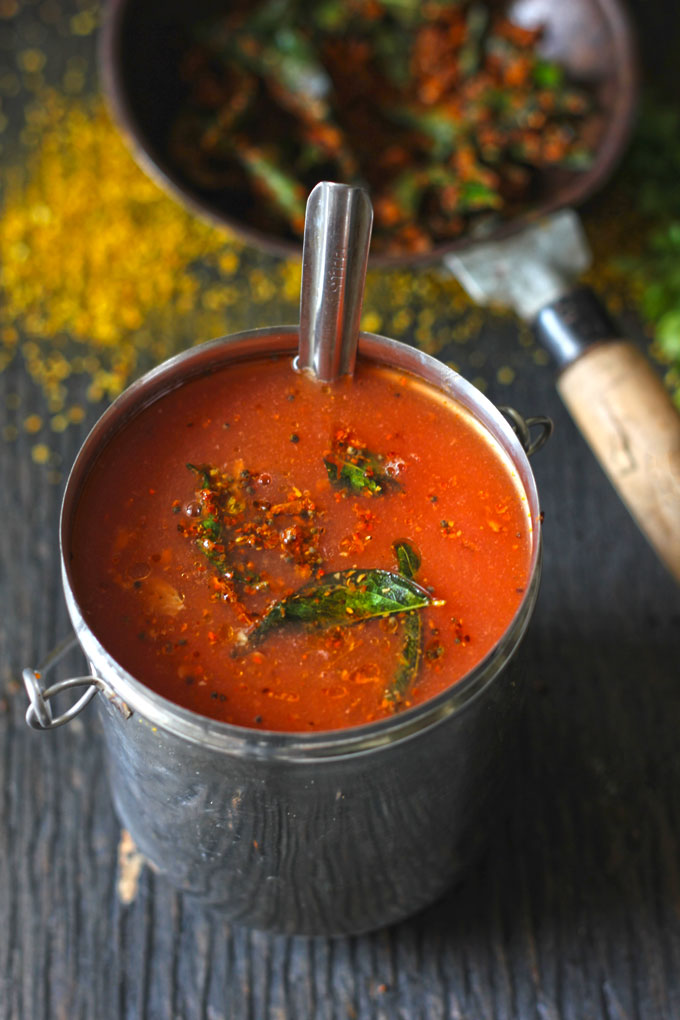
[558,341,680,583]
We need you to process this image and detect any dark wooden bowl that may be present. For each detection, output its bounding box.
[99,0,638,268]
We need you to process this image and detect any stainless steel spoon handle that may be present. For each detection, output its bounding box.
[298,181,373,382]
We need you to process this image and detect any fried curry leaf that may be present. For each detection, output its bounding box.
[390,609,424,703]
[386,540,424,705]
[393,539,421,578]
[324,441,400,496]
[234,144,307,230]
[242,567,433,648]
[324,457,383,494]
[458,3,489,78]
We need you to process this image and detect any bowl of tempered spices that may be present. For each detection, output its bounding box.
[100,0,636,264]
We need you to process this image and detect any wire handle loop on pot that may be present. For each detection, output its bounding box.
[23,634,101,730]
[499,407,553,458]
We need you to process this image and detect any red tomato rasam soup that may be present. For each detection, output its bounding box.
[70,355,532,732]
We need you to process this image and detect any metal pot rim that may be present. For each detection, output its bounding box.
[60,327,543,760]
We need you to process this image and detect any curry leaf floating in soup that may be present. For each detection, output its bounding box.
[70,354,532,732]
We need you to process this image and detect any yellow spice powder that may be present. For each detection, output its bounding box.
[0,90,521,437]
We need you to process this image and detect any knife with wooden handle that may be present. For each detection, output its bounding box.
[446,210,680,583]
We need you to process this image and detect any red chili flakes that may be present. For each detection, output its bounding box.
[341,504,377,554]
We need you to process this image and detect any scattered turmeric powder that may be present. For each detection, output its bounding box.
[0,91,245,409]
[3,10,676,484]
[0,92,492,433]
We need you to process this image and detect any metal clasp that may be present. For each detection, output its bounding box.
[499,406,553,458]
[23,635,101,730]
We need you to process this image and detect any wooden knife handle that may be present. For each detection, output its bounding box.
[557,340,680,583]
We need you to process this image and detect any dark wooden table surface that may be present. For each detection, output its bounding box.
[1,2,679,1017]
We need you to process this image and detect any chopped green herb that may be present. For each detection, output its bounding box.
[324,433,400,496]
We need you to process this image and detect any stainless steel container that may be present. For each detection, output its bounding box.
[24,328,549,935]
